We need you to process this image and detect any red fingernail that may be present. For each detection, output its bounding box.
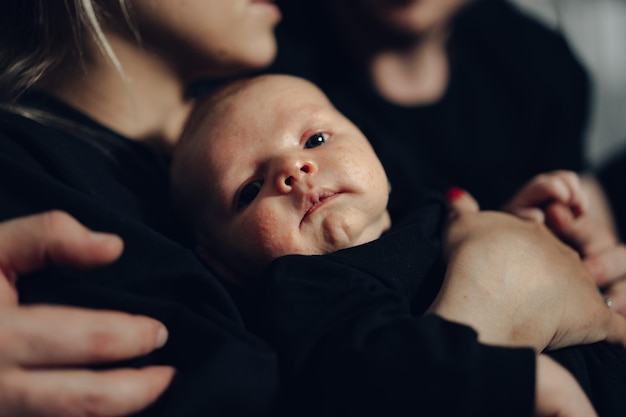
[446,187,465,201]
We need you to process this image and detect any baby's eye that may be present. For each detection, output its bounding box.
[238,180,263,208]
[304,133,329,149]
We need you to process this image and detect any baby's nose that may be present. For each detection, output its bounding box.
[275,159,317,194]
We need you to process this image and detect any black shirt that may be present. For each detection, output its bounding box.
[270,0,590,211]
[0,94,279,416]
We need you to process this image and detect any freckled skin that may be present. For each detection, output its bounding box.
[179,75,392,282]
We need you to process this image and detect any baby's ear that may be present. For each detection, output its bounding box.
[196,244,245,286]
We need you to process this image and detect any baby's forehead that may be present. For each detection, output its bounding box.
[193,75,334,153]
[231,75,328,109]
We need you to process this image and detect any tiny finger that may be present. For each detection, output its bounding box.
[446,187,480,219]
[553,171,587,216]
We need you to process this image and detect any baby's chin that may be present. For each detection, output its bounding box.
[320,210,392,253]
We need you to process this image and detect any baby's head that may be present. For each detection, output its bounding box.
[171,74,391,284]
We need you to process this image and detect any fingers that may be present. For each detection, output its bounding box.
[583,245,626,287]
[603,279,626,316]
[503,171,587,217]
[0,305,168,367]
[0,211,123,287]
[546,203,618,255]
[603,307,626,347]
[0,366,175,417]
[446,187,479,218]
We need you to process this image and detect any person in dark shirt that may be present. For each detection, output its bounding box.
[268,0,626,316]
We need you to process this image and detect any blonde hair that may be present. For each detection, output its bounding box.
[0,0,137,102]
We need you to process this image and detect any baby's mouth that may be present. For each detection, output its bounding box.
[300,190,339,226]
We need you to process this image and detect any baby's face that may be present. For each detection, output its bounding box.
[191,75,391,279]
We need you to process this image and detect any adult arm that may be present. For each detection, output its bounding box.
[0,211,174,417]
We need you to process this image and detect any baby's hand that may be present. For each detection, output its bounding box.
[503,170,587,228]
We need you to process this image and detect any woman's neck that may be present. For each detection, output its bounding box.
[369,29,450,106]
[41,31,194,154]
[328,3,451,106]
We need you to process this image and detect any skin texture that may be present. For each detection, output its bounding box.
[535,354,597,417]
[127,0,282,80]
[0,212,174,417]
[433,191,626,353]
[173,75,391,281]
[44,0,281,150]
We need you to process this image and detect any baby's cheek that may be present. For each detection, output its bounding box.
[248,214,307,259]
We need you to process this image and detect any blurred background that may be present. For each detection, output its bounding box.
[511,0,626,168]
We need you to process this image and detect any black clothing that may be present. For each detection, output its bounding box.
[249,196,537,417]
[2,92,624,417]
[0,95,541,417]
[270,0,590,211]
[0,94,279,417]
[251,195,626,417]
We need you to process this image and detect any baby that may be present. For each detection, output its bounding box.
[170,73,587,284]
[170,73,603,415]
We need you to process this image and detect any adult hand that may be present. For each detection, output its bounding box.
[502,170,587,223]
[535,355,597,417]
[545,202,626,316]
[429,191,626,353]
[0,211,175,417]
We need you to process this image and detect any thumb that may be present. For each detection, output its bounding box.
[446,187,480,219]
